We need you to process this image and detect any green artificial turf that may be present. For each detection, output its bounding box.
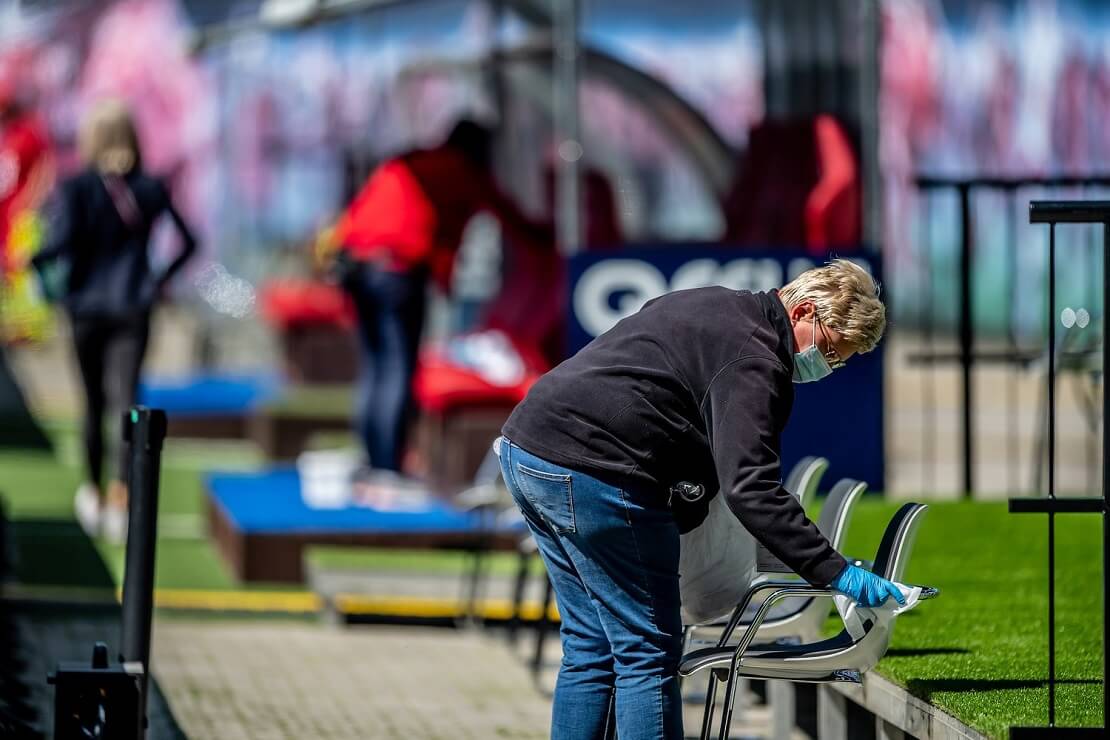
[262,384,353,419]
[1,436,1102,736]
[0,442,264,592]
[313,497,1103,737]
[833,498,1101,737]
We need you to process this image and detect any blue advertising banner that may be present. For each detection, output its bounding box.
[567,247,885,491]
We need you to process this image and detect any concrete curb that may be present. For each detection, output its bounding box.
[825,672,989,740]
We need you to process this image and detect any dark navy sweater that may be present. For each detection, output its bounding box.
[33,168,196,318]
[503,288,847,587]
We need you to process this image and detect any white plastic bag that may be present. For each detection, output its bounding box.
[679,494,758,625]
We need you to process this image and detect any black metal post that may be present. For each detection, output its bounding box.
[532,576,555,682]
[463,507,495,624]
[553,0,582,254]
[1009,200,1110,738]
[1086,214,1098,495]
[508,546,532,646]
[1103,220,1109,731]
[1006,189,1019,495]
[913,181,1110,501]
[923,191,936,495]
[119,406,167,726]
[1043,219,1061,723]
[1047,222,1057,725]
[959,184,974,497]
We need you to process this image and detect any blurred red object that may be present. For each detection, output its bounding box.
[334,145,547,294]
[0,110,51,274]
[723,115,861,252]
[258,279,355,330]
[723,119,816,247]
[0,77,14,110]
[805,114,861,251]
[412,330,549,414]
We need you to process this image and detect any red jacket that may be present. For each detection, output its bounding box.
[335,147,542,292]
[0,114,50,268]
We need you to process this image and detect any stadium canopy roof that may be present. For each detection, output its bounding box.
[184,0,734,200]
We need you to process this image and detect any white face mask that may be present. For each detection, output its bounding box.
[792,314,834,384]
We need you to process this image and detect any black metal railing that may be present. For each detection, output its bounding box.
[1008,200,1108,738]
[911,175,1110,498]
[50,407,166,740]
[119,407,167,719]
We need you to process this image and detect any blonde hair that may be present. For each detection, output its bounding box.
[78,99,141,175]
[778,259,886,353]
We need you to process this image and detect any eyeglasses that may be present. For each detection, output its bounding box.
[816,316,846,370]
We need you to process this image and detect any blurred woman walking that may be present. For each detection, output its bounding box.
[32,100,197,541]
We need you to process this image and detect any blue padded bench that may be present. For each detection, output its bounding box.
[139,374,281,439]
[205,467,520,582]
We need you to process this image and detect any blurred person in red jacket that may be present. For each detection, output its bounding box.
[333,119,551,472]
[0,75,52,279]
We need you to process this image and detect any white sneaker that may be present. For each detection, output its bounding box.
[101,504,129,545]
[74,484,102,537]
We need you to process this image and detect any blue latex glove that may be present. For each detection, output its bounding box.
[831,564,906,608]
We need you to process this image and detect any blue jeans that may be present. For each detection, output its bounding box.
[346,263,426,471]
[498,437,683,740]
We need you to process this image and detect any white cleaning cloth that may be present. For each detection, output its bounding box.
[834,583,923,641]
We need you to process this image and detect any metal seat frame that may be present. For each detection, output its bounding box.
[680,503,937,740]
[685,477,868,647]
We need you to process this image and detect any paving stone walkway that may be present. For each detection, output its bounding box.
[151,618,787,739]
[8,592,797,737]
[152,620,551,740]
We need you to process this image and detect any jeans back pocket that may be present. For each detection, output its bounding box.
[516,463,576,534]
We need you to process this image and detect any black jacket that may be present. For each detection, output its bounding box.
[33,168,196,318]
[502,287,847,586]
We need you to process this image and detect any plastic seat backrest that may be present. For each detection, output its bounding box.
[832,503,929,671]
[871,503,929,585]
[783,456,815,499]
[816,479,867,551]
[784,456,828,510]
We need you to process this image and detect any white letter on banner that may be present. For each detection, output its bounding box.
[670,259,722,291]
[717,258,784,292]
[574,260,668,337]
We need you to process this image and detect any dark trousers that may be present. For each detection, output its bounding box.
[70,313,151,490]
[346,264,426,472]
